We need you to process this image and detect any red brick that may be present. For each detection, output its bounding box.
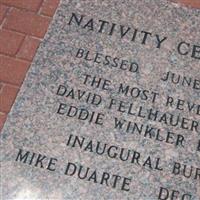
[0,0,43,12]
[0,112,7,131]
[4,8,51,38]
[40,0,60,17]
[171,0,200,8]
[0,55,30,85]
[0,29,24,56]
[0,4,8,24]
[17,36,41,61]
[0,82,3,91]
[0,84,19,113]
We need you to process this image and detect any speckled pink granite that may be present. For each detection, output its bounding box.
[0,0,200,199]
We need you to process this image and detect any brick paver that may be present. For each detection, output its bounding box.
[40,0,60,17]
[0,55,30,85]
[0,29,24,56]
[0,4,8,24]
[17,36,41,61]
[0,84,19,113]
[4,8,51,38]
[0,0,43,12]
[0,0,199,132]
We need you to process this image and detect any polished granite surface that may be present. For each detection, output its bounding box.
[0,0,200,199]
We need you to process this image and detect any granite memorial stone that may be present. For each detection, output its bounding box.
[0,0,200,199]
